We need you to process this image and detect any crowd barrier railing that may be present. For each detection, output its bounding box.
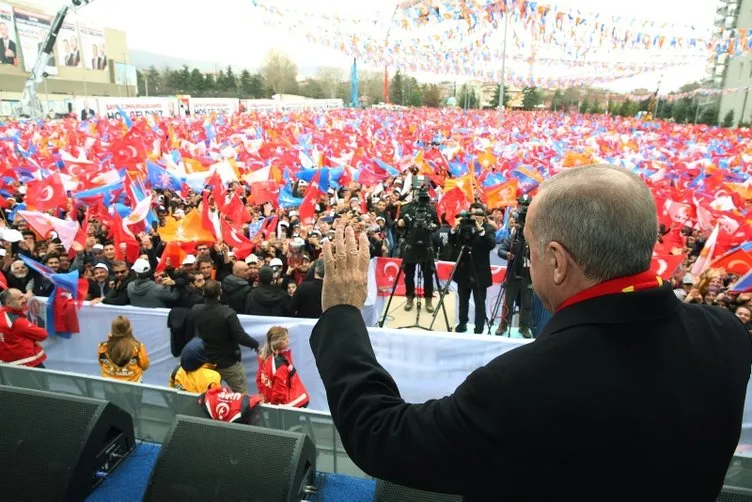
[0,364,365,478]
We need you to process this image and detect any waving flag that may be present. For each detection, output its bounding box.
[485,179,518,209]
[25,173,67,212]
[158,210,215,243]
[436,187,469,226]
[72,181,124,207]
[691,224,720,276]
[17,210,80,251]
[278,186,303,209]
[221,217,252,248]
[709,242,752,275]
[146,160,184,191]
[299,170,323,225]
[19,255,87,338]
[122,194,153,236]
[444,173,475,202]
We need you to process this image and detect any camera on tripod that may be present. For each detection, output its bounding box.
[455,210,479,244]
[403,187,436,249]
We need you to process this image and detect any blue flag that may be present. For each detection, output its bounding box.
[19,255,80,338]
[146,161,184,191]
[116,106,133,129]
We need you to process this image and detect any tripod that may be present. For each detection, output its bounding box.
[489,231,534,337]
[428,243,482,332]
[378,257,450,331]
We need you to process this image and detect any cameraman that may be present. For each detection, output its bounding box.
[397,188,440,313]
[449,203,496,334]
[497,210,533,338]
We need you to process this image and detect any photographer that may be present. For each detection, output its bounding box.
[449,203,496,333]
[397,187,440,313]
[496,207,533,338]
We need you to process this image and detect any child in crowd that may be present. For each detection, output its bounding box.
[256,326,309,408]
[169,337,222,393]
[98,316,150,383]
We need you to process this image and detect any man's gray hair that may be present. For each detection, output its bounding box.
[531,164,657,282]
[314,258,325,278]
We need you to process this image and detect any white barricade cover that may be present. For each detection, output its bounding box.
[38,300,526,412]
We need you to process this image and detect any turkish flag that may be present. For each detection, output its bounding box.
[374,257,506,297]
[220,218,252,249]
[436,187,469,226]
[26,173,67,212]
[650,254,686,280]
[252,181,280,207]
[299,171,322,225]
[225,194,252,227]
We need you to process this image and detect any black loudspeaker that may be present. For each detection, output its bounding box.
[0,385,136,502]
[144,415,316,502]
[375,479,463,502]
[718,487,752,502]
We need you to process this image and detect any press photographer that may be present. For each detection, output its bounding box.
[397,185,440,313]
[496,197,533,338]
[449,202,496,333]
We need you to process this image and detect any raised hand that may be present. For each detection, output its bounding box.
[321,225,370,312]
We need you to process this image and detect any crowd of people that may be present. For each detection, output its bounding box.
[0,108,750,411]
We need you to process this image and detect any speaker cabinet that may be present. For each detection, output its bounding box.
[375,479,463,502]
[144,415,316,502]
[0,385,135,502]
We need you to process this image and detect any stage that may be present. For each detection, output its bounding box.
[86,442,376,502]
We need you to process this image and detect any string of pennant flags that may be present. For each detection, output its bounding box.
[621,87,752,103]
[251,0,724,87]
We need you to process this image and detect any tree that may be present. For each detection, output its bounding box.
[389,70,404,105]
[145,66,161,96]
[316,67,344,99]
[589,100,603,114]
[261,49,298,95]
[579,98,590,114]
[723,109,735,127]
[488,85,509,109]
[178,65,190,93]
[204,73,216,95]
[422,84,442,107]
[458,83,479,109]
[225,65,237,91]
[618,99,639,117]
[216,70,227,93]
[359,71,384,105]
[299,78,325,99]
[550,89,563,111]
[521,87,542,110]
[188,68,205,94]
[136,70,145,96]
[698,105,720,126]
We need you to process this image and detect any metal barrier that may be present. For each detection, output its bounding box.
[0,364,364,478]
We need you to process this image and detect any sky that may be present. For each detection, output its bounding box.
[30,0,719,93]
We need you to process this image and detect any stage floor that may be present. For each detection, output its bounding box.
[379,294,530,338]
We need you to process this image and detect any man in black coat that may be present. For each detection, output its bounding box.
[309,166,752,501]
[245,266,287,316]
[100,261,134,306]
[448,202,496,334]
[288,259,324,319]
[193,280,258,393]
[221,261,253,314]
[496,208,533,337]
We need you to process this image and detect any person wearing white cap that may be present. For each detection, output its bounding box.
[181,254,197,271]
[126,259,179,308]
[87,263,111,300]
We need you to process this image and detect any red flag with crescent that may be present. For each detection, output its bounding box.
[25,173,67,212]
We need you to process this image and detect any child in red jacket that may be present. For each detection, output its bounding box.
[256,326,309,408]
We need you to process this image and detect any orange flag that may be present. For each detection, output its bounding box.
[444,173,475,202]
[158,210,215,243]
[485,179,519,209]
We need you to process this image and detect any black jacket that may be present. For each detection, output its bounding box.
[498,227,526,281]
[167,307,195,358]
[448,222,496,288]
[221,275,252,314]
[310,284,752,501]
[289,278,323,319]
[103,275,135,306]
[193,299,259,369]
[175,285,204,309]
[245,284,288,316]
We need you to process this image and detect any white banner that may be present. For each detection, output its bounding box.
[0,2,18,66]
[39,301,526,412]
[13,7,56,74]
[78,24,106,70]
[96,97,171,120]
[56,19,81,68]
[189,97,239,116]
[241,98,344,112]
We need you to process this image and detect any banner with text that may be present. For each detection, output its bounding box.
[56,19,81,68]
[13,7,56,74]
[188,97,239,115]
[96,97,171,120]
[0,2,18,66]
[79,24,106,70]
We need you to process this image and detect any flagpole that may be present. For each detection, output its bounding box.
[498,1,509,127]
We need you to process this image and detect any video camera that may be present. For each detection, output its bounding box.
[516,194,532,227]
[455,209,484,244]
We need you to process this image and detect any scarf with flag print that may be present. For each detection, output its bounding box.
[19,255,88,338]
[556,271,664,313]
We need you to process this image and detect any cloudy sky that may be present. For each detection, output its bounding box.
[30,0,718,92]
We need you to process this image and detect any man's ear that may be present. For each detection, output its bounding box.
[548,242,570,286]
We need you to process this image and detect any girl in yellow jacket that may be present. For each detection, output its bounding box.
[98,316,150,383]
[169,337,222,393]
